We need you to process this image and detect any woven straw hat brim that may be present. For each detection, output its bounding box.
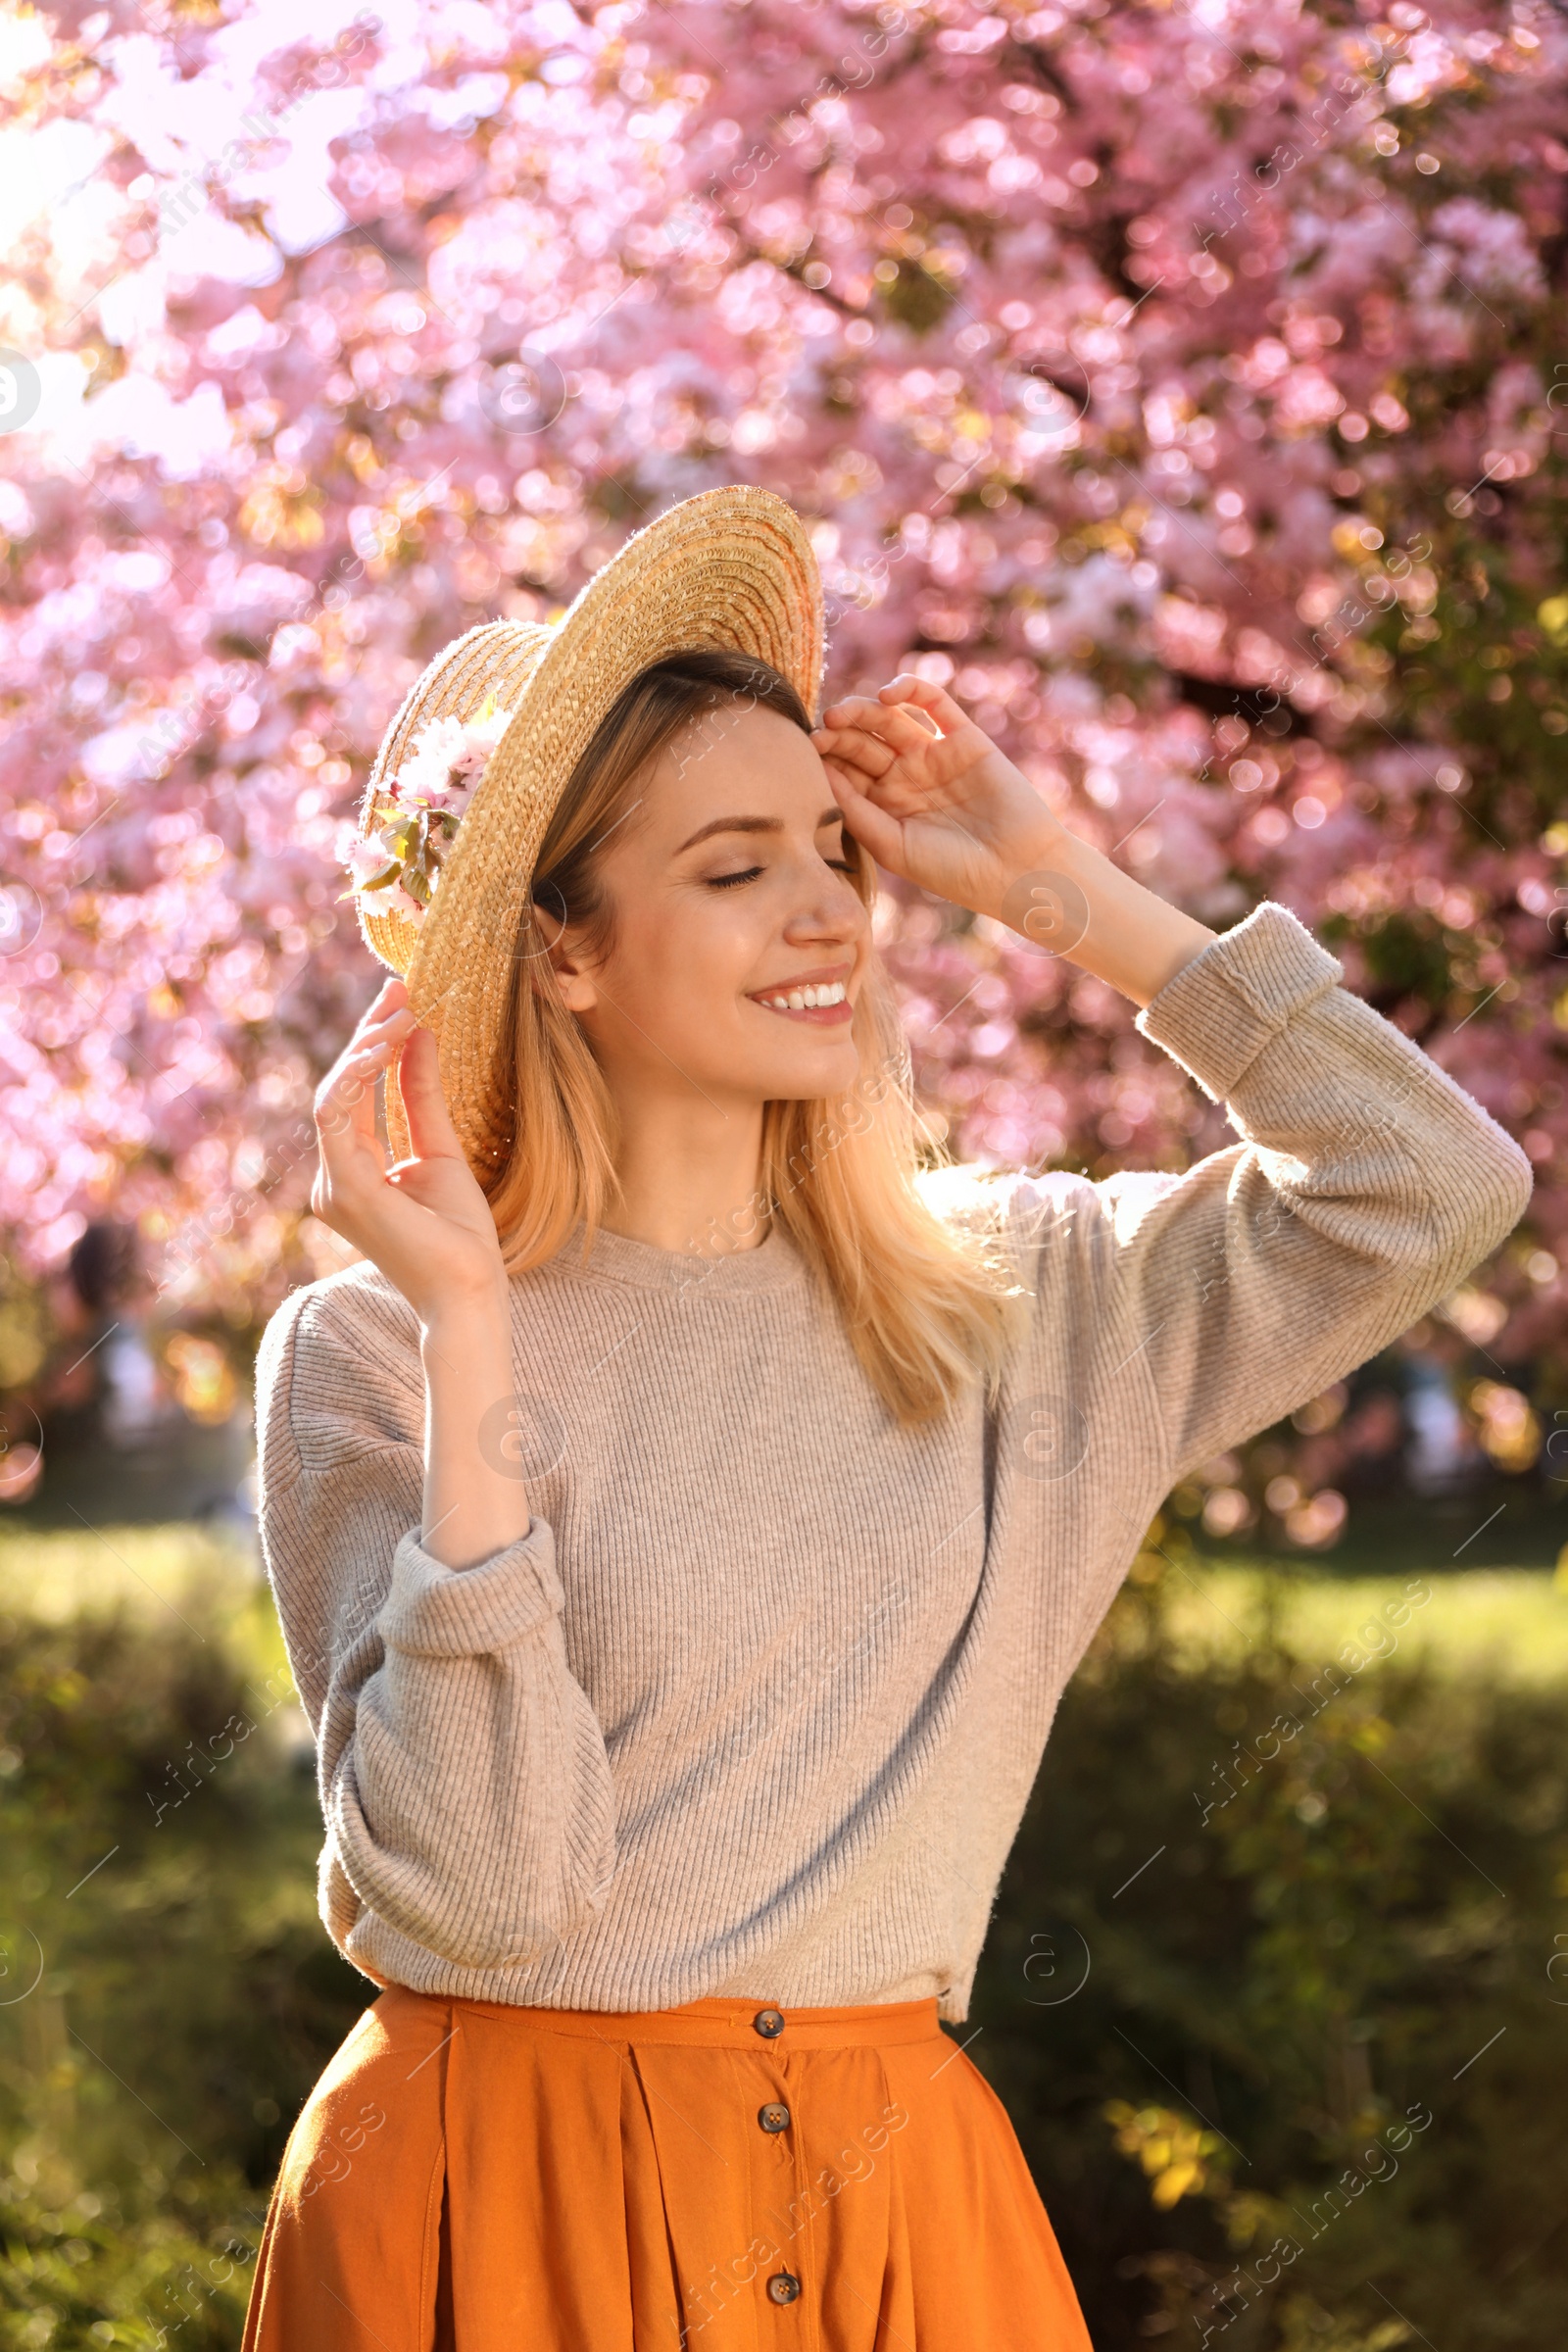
[353,485,823,1170]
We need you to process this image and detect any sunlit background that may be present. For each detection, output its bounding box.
[1,1,1565,2343]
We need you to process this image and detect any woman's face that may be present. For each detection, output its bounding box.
[551,702,871,1112]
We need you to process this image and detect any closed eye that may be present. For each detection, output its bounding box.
[703,836,855,890]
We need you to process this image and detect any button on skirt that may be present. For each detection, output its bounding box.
[240,1984,1094,2350]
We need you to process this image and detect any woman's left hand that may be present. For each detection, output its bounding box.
[812,671,1219,1008]
[811,674,1059,918]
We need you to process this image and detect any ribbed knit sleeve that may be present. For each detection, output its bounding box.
[243,900,1534,2026]
[1081,898,1533,1487]
[253,1278,617,1974]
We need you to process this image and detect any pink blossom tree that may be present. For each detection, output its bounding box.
[2,0,1564,1514]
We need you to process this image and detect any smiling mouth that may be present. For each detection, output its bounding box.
[749,978,854,1023]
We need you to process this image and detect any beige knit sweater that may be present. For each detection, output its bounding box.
[256,902,1531,2023]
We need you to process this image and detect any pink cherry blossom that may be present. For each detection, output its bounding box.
[345,837,399,890]
[0,0,1559,1408]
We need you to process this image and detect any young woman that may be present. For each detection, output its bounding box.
[244,487,1530,2350]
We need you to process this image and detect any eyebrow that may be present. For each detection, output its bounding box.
[675,808,845,855]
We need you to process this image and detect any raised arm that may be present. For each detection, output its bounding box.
[816,680,1533,1491]
[311,976,533,1572]
[1053,902,1531,1487]
[812,670,1221,1008]
[250,985,616,1973]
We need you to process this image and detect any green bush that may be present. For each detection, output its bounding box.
[978,1540,1568,2348]
[1,1529,1563,2347]
[0,1552,366,2348]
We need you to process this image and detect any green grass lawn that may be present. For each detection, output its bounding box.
[1,1522,1564,2350]
[1161,1558,1568,1683]
[5,1520,1563,1680]
[0,1520,275,1631]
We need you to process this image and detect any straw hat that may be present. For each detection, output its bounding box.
[352,484,824,1170]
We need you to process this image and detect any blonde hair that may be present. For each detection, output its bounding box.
[480,649,1019,1424]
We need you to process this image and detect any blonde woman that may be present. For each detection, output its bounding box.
[244,490,1529,2349]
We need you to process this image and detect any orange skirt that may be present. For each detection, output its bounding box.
[241,1984,1093,2350]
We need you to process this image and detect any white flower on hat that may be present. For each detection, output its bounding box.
[453,700,513,767]
[346,699,514,923]
[399,705,514,812]
[351,868,425,921]
[346,834,401,890]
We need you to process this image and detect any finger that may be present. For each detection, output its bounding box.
[808,723,899,779]
[825,697,946,758]
[357,978,402,1025]
[862,704,949,760]
[320,1005,406,1096]
[822,758,906,871]
[354,976,407,1036]
[818,723,950,817]
[312,1054,388,1224]
[396,1025,466,1165]
[876,674,969,736]
[354,1004,418,1055]
[818,695,894,731]
[315,1040,396,1159]
[819,693,944,752]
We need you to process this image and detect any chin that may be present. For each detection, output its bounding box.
[752,1039,862,1102]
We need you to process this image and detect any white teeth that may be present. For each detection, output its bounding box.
[757,980,848,1011]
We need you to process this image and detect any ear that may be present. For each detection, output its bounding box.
[538,921,600,1015]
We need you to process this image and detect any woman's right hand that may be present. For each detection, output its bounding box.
[312,978,509,1332]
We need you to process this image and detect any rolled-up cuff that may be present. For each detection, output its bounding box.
[1135,900,1343,1102]
[377,1521,563,1657]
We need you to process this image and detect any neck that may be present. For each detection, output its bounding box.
[600,1091,769,1256]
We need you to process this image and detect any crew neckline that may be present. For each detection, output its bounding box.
[543,1217,806,1298]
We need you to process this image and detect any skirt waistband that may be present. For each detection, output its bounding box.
[385,1985,946,2050]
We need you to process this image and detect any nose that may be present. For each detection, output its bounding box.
[781,861,868,952]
